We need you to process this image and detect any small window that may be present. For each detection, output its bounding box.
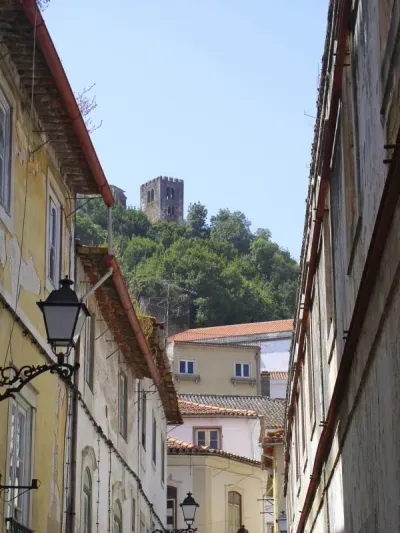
[179,360,194,375]
[235,363,250,378]
[85,314,95,391]
[0,87,11,213]
[150,189,154,202]
[147,190,150,203]
[171,206,175,215]
[48,193,61,286]
[161,437,165,484]
[195,428,220,449]
[166,187,170,200]
[167,487,177,529]
[228,491,242,533]
[83,468,92,533]
[119,372,128,439]
[114,501,123,533]
[167,206,171,215]
[171,188,175,200]
[141,391,147,450]
[132,498,136,532]
[152,415,157,464]
[7,397,33,527]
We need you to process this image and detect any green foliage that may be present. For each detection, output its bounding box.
[76,199,299,327]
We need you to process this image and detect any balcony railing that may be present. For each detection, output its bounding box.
[5,518,34,533]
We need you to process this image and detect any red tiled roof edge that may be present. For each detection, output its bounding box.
[167,437,261,467]
[178,400,259,418]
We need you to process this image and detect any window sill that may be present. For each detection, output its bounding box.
[231,377,256,386]
[174,373,200,383]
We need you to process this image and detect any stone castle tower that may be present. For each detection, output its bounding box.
[140,176,184,223]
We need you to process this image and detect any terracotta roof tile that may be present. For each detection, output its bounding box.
[167,437,261,466]
[264,428,285,445]
[169,319,293,343]
[178,394,285,428]
[179,400,258,418]
[261,371,289,380]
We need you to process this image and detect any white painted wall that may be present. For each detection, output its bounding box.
[168,416,262,460]
[269,379,287,399]
[73,260,168,533]
[260,338,291,371]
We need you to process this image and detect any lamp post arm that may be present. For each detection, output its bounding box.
[0,362,78,402]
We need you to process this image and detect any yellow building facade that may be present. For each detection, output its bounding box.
[0,2,114,531]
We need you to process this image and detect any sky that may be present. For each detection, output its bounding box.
[44,0,328,260]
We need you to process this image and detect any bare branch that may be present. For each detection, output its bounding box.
[75,83,103,135]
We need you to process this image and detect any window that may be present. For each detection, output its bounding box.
[166,187,170,200]
[234,363,250,378]
[47,192,61,286]
[141,391,147,450]
[119,372,128,439]
[179,360,194,375]
[300,378,306,454]
[147,191,150,203]
[85,314,95,391]
[305,335,315,426]
[161,437,165,484]
[167,487,177,529]
[294,396,300,480]
[114,501,123,533]
[195,428,220,449]
[7,397,33,527]
[150,189,154,202]
[228,492,242,533]
[167,206,171,215]
[171,206,175,215]
[83,468,92,533]
[132,498,136,532]
[170,188,174,200]
[152,415,157,464]
[0,87,11,213]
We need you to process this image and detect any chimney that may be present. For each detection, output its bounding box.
[261,372,270,396]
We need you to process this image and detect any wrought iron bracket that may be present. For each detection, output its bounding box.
[0,358,79,402]
[0,475,39,503]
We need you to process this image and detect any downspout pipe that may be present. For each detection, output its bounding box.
[20,0,115,208]
[105,255,161,386]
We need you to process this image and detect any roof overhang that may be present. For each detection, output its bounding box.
[0,0,114,205]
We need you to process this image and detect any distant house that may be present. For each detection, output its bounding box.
[261,371,289,399]
[110,184,127,208]
[167,319,293,396]
[168,395,285,533]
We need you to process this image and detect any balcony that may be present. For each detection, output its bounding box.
[230,376,256,386]
[174,373,201,383]
[5,518,34,533]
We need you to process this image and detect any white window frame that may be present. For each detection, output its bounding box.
[118,372,128,439]
[195,428,221,448]
[5,392,35,529]
[46,187,61,291]
[178,359,195,375]
[0,74,15,233]
[234,362,251,378]
[84,313,95,392]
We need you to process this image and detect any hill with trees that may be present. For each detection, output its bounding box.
[76,199,299,329]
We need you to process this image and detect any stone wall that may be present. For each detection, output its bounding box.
[140,176,184,222]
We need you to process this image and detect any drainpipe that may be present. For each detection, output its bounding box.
[68,342,80,533]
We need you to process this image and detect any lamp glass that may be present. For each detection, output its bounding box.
[180,492,199,525]
[277,511,288,533]
[42,304,80,346]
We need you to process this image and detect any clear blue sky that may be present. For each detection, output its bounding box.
[44,0,328,260]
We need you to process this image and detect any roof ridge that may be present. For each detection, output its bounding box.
[178,393,286,402]
[178,399,258,416]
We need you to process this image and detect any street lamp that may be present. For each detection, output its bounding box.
[153,492,199,533]
[276,511,288,533]
[180,492,199,528]
[37,276,90,359]
[0,276,89,402]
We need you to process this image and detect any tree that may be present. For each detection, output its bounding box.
[187,202,209,238]
[75,214,106,246]
[122,237,161,271]
[210,209,253,254]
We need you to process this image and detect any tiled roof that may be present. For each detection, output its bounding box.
[262,371,289,380]
[167,437,261,467]
[178,394,285,428]
[169,319,293,343]
[264,428,285,445]
[178,400,258,418]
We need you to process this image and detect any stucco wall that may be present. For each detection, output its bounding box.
[73,260,168,533]
[171,343,261,395]
[169,416,262,460]
[260,338,291,371]
[269,379,287,399]
[168,454,266,533]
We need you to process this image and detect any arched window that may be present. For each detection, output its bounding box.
[171,188,175,199]
[147,191,150,203]
[114,500,123,533]
[228,491,241,533]
[150,189,154,202]
[166,187,170,200]
[83,468,92,533]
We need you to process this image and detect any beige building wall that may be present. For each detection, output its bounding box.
[168,454,266,533]
[170,342,261,395]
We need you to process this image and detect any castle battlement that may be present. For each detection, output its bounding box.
[140,176,184,223]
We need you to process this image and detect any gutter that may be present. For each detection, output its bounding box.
[20,0,115,207]
[105,255,161,386]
